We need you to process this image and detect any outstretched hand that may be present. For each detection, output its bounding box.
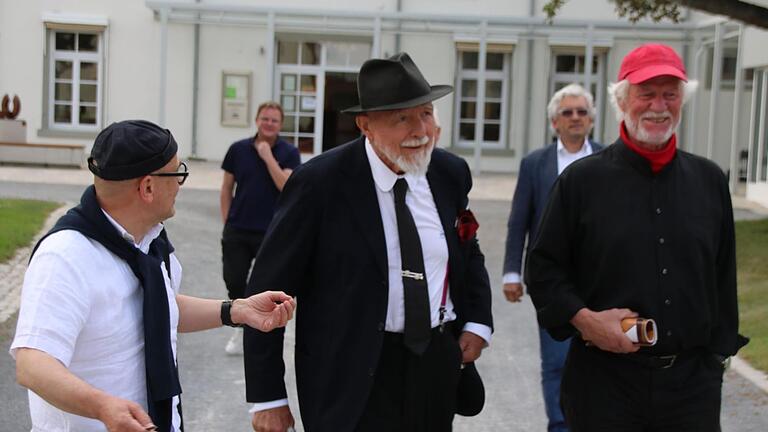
[232,291,296,332]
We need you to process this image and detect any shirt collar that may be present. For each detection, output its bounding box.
[101,209,164,254]
[556,137,592,156]
[364,137,426,193]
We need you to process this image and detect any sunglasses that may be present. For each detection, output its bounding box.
[149,161,189,185]
[558,108,590,118]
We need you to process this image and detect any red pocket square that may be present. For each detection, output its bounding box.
[457,209,479,243]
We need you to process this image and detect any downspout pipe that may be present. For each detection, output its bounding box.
[395,0,402,53]
[190,0,201,158]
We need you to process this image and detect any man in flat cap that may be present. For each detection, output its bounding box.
[11,120,295,432]
[244,53,493,432]
[526,44,747,430]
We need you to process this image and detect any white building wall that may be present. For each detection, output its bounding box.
[0,1,55,143]
[196,24,271,161]
[399,34,456,150]
[1,0,758,177]
[742,27,768,68]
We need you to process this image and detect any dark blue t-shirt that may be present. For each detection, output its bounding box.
[221,135,300,232]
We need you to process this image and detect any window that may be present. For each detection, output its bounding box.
[548,50,606,143]
[706,47,754,90]
[46,29,103,131]
[454,45,512,149]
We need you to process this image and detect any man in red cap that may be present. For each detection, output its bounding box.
[525,44,747,430]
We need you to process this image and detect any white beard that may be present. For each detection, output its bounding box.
[624,111,678,146]
[379,135,434,176]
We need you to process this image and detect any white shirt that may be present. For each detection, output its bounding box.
[503,137,593,285]
[10,212,182,432]
[250,139,492,414]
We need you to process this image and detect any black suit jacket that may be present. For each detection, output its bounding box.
[243,137,493,432]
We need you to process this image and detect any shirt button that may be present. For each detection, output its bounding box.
[661,268,668,275]
[665,299,671,306]
[656,208,662,215]
[377,322,385,331]
[666,330,673,337]
[659,237,665,244]
[368,368,375,377]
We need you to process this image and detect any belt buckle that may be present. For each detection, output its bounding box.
[659,355,677,369]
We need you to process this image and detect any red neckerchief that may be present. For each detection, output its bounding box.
[620,122,676,173]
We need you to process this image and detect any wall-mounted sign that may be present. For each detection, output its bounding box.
[221,71,251,127]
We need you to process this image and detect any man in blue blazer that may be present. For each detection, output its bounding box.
[244,53,493,432]
[502,84,602,432]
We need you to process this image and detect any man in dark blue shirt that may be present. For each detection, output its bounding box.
[220,101,301,355]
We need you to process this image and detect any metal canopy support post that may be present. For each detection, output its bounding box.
[159,7,169,126]
[729,24,744,192]
[473,21,487,174]
[687,36,704,153]
[267,12,275,100]
[746,72,760,184]
[583,24,594,92]
[756,73,768,183]
[706,22,723,160]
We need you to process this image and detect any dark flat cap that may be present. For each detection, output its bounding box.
[88,120,178,180]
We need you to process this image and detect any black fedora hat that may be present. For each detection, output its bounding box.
[342,52,453,113]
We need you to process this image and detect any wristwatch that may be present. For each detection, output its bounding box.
[220,300,242,327]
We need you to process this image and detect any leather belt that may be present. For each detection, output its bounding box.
[623,353,678,369]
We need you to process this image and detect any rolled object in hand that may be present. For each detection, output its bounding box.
[620,317,657,346]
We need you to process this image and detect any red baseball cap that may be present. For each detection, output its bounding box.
[618,44,687,84]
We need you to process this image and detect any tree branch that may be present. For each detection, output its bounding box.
[682,0,768,29]
[543,0,768,29]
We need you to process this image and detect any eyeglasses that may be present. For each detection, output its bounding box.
[558,108,590,118]
[149,161,189,185]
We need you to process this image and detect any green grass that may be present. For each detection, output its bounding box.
[736,218,768,373]
[0,199,60,264]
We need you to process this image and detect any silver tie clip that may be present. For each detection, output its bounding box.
[401,270,424,280]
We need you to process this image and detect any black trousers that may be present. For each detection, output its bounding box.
[356,326,463,432]
[561,340,724,432]
[221,224,265,300]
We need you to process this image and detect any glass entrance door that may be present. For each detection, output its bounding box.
[323,72,359,151]
[278,70,321,154]
[275,39,370,156]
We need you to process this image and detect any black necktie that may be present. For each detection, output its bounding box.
[393,178,431,355]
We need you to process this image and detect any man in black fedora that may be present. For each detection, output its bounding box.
[243,52,494,432]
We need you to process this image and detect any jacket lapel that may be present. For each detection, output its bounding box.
[426,159,462,277]
[542,143,559,186]
[340,138,388,279]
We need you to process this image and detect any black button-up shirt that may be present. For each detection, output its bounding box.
[526,139,740,356]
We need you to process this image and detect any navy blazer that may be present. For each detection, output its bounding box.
[502,140,603,275]
[243,137,493,431]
